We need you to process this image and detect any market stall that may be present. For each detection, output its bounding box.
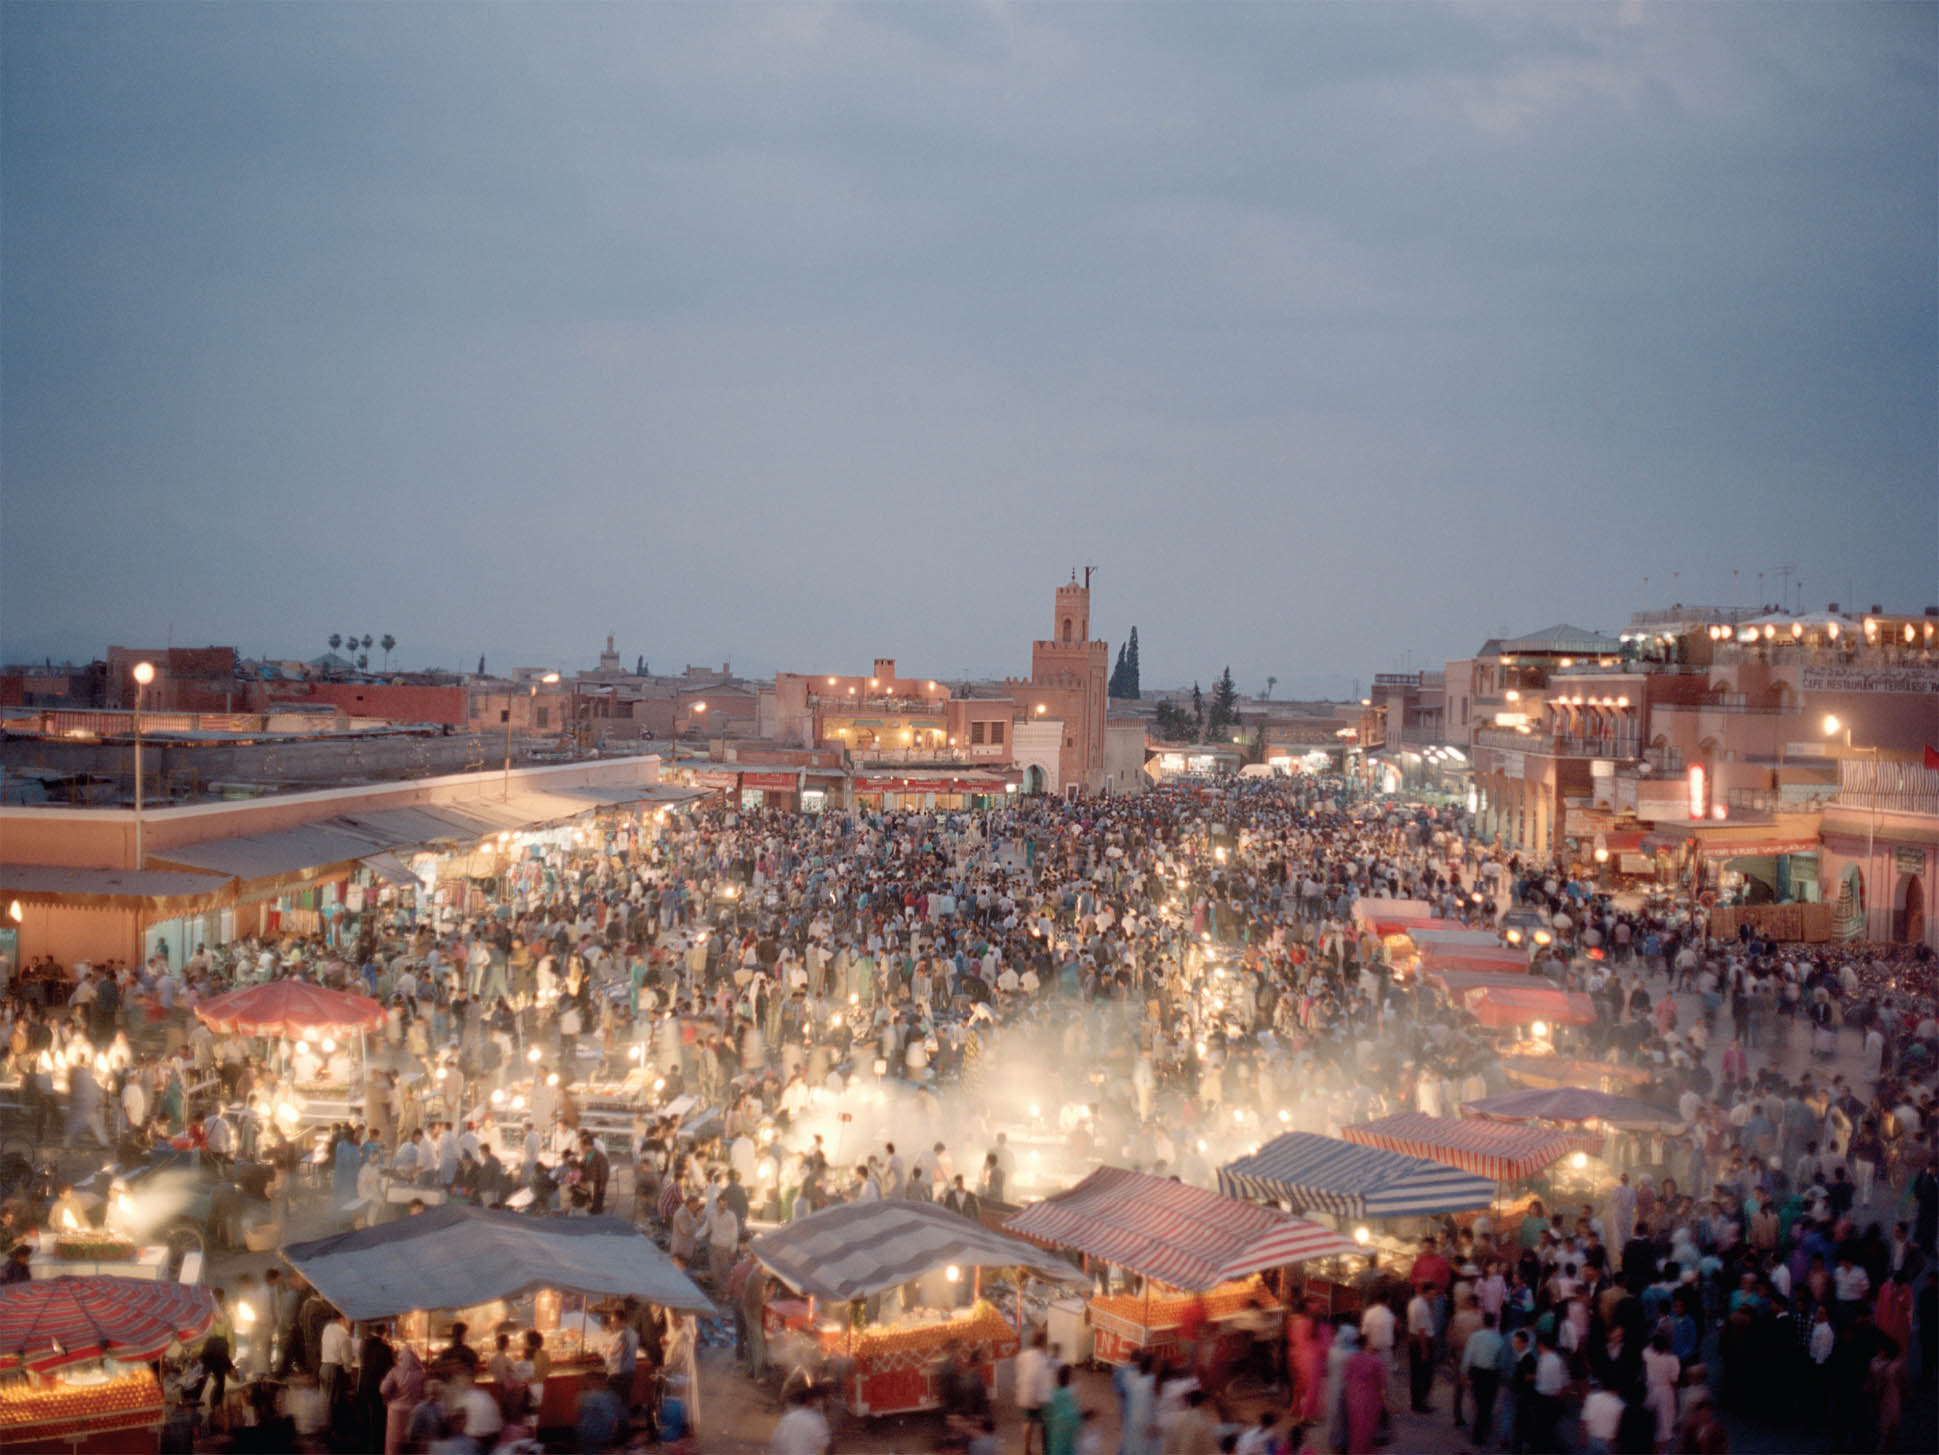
[1498,1057,1651,1093]
[1218,1133,1495,1220]
[1459,983,1596,1031]
[1461,1086,1682,1127]
[0,1275,215,1453]
[749,1199,1085,1417]
[282,1203,711,1428]
[1004,1166,1360,1367]
[1339,1113,1603,1181]
[194,980,387,1130]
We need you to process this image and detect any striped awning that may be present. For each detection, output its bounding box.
[1218,1134,1495,1219]
[750,1199,1086,1304]
[1004,1166,1363,1291]
[1340,1114,1603,1183]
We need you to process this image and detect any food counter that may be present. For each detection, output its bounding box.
[1085,1277,1281,1367]
[0,1367,165,1453]
[474,1355,606,1430]
[782,1299,1020,1416]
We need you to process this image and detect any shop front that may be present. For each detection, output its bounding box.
[852,774,1010,812]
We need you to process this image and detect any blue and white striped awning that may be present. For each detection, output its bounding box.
[1218,1133,1495,1219]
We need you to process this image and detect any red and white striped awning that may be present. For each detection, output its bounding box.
[1003,1165,1363,1291]
[1340,1114,1603,1183]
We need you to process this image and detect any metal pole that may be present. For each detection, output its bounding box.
[133,683,145,867]
[1866,745,1879,939]
[504,690,514,800]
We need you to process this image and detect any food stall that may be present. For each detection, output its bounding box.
[193,980,387,1131]
[1460,1085,1687,1180]
[1499,1057,1651,1093]
[1338,1113,1605,1242]
[1218,1133,1498,1316]
[282,1203,712,1428]
[749,1199,1086,1417]
[0,1275,215,1453]
[1003,1166,1360,1368]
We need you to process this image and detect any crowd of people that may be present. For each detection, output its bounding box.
[3,773,1936,1453]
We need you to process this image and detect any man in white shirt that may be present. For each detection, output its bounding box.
[770,1385,832,1455]
[1360,1297,1397,1371]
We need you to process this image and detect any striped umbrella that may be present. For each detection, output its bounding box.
[192,980,385,1039]
[0,1276,216,1375]
[1340,1114,1603,1182]
[1004,1165,1362,1291]
[1219,1133,1495,1219]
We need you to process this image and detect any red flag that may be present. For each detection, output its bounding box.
[1926,743,1939,771]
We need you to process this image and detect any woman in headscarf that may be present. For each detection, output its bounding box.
[1343,1326,1387,1455]
[378,1339,423,1455]
[1287,1295,1334,1436]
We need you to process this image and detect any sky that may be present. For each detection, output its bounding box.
[4,3,1934,698]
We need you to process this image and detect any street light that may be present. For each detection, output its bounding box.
[1824,715,1881,936]
[504,671,561,798]
[131,661,155,866]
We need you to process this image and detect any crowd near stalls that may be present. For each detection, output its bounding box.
[3,775,1938,1451]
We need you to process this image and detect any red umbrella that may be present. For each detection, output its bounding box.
[0,1276,216,1374]
[193,980,385,1038]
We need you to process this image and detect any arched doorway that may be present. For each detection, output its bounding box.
[1022,764,1046,795]
[1898,874,1925,945]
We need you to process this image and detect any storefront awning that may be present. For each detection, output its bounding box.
[0,863,235,912]
[359,853,421,888]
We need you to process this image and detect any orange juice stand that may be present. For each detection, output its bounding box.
[0,1276,216,1454]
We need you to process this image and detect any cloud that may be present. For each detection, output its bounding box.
[2,2,1932,688]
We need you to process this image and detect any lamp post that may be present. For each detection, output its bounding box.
[505,671,561,798]
[131,660,155,867]
[1824,714,1881,936]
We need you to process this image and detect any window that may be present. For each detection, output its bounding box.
[970,722,986,745]
[536,707,550,728]
[989,720,1005,745]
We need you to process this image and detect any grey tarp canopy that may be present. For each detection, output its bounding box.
[750,1199,1086,1305]
[281,1205,712,1321]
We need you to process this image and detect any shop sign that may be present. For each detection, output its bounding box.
[739,773,798,790]
[1799,664,1939,694]
[1494,749,1525,778]
[1896,845,1926,875]
[689,770,739,789]
[1697,839,1820,861]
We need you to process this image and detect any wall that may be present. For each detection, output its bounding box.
[263,681,470,725]
[1011,720,1063,796]
[1103,719,1149,796]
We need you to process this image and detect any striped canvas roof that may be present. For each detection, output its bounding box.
[750,1199,1087,1304]
[1003,1166,1363,1291]
[0,1276,216,1375]
[1461,1086,1683,1127]
[1340,1114,1603,1183]
[1218,1133,1495,1219]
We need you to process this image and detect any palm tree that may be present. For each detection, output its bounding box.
[357,652,369,670]
[1264,675,1277,700]
[328,633,341,653]
[361,634,373,661]
[380,634,396,671]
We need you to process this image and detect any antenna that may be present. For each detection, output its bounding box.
[1775,562,1796,613]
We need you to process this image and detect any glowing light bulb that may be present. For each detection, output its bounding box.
[528,1047,542,1063]
[1570,1151,1589,1170]
[321,1038,336,1054]
[945,1265,961,1283]
[1354,1226,1371,1245]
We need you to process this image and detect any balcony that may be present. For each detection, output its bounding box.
[847,745,1009,767]
[1652,695,1790,717]
[1474,726,1641,760]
